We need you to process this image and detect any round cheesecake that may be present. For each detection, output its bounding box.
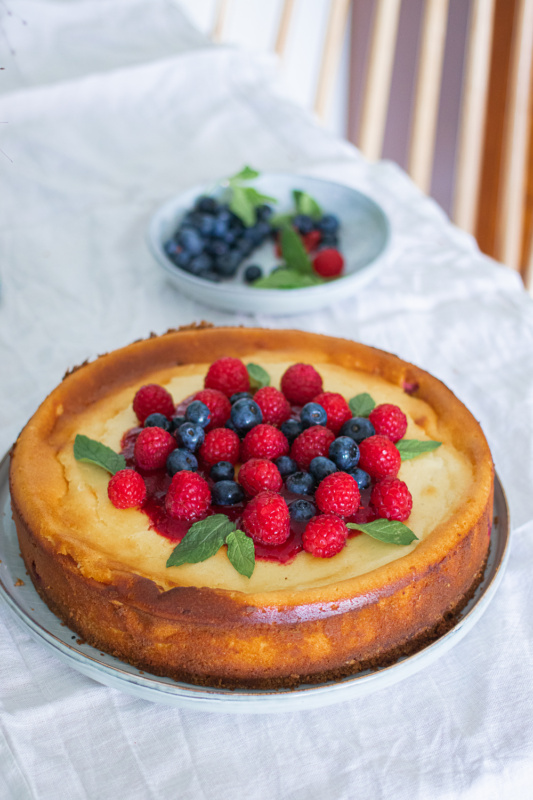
[9,326,494,688]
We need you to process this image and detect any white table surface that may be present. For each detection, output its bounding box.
[1,2,533,798]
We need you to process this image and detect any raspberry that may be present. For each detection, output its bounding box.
[315,472,360,517]
[312,392,352,434]
[198,427,240,468]
[241,490,290,545]
[133,384,175,424]
[290,425,335,470]
[107,469,146,509]
[193,388,231,431]
[302,514,348,558]
[313,248,344,278]
[280,363,323,406]
[238,458,283,497]
[302,230,322,252]
[368,404,408,443]
[204,357,250,398]
[241,424,289,462]
[133,427,176,471]
[371,477,413,522]
[165,472,211,522]
[358,435,401,480]
[253,386,291,427]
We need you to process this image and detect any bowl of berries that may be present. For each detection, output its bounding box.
[148,169,390,315]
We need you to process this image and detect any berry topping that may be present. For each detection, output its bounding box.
[165,472,212,522]
[289,498,316,522]
[193,388,231,431]
[302,514,348,558]
[230,391,253,404]
[211,480,245,506]
[280,363,323,406]
[134,427,176,471]
[286,471,315,496]
[133,384,175,424]
[346,467,371,490]
[210,461,235,482]
[302,230,322,252]
[340,417,376,443]
[176,421,205,452]
[368,403,408,443]
[204,357,250,398]
[241,424,289,462]
[371,477,413,521]
[230,397,263,435]
[144,412,171,431]
[107,469,146,509]
[241,490,290,545]
[312,392,352,434]
[329,436,360,471]
[166,448,198,476]
[315,472,360,517]
[280,419,304,443]
[244,264,262,283]
[169,414,186,433]
[290,425,336,471]
[309,456,337,482]
[199,427,241,468]
[300,402,328,429]
[274,455,298,477]
[358,435,401,480]
[312,248,344,278]
[238,458,283,497]
[185,400,211,429]
[253,386,291,427]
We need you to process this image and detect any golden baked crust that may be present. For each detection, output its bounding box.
[9,327,494,688]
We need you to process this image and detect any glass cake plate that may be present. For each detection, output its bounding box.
[0,451,510,714]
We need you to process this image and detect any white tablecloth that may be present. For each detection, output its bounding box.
[1,2,533,798]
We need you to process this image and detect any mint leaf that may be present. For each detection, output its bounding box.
[226,530,255,578]
[166,514,236,567]
[348,393,375,417]
[269,212,293,228]
[293,189,322,219]
[241,186,277,206]
[229,185,256,227]
[396,439,442,461]
[347,519,418,545]
[73,434,126,475]
[247,363,270,389]
[253,268,324,289]
[229,165,260,182]
[280,225,313,274]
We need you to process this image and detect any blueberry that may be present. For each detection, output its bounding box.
[169,414,186,433]
[300,402,327,429]
[212,480,245,506]
[292,214,314,234]
[184,253,213,275]
[274,455,298,478]
[234,237,255,258]
[214,251,242,277]
[318,214,340,235]
[286,471,315,495]
[195,196,219,214]
[309,456,337,482]
[186,400,211,428]
[289,498,316,522]
[205,239,229,258]
[176,226,204,255]
[340,417,375,444]
[329,436,360,471]
[167,448,198,476]
[222,231,238,247]
[225,418,244,437]
[210,461,235,482]
[319,235,339,249]
[186,211,216,236]
[144,412,171,431]
[280,419,304,443]
[242,221,270,245]
[212,212,231,238]
[256,204,273,222]
[177,421,205,452]
[230,397,263,434]
[346,467,371,490]
[164,241,191,268]
[244,265,262,284]
[230,392,253,405]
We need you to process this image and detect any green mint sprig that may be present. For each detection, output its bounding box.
[270,189,322,226]
[247,363,270,389]
[166,514,255,578]
[226,166,277,227]
[348,393,375,417]
[73,434,126,475]
[347,519,418,546]
[254,224,325,290]
[396,439,442,460]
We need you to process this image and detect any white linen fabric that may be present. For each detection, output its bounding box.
[1,2,533,798]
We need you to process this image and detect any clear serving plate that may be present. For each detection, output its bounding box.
[0,451,510,714]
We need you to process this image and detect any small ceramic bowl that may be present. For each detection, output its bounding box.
[147,173,390,315]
